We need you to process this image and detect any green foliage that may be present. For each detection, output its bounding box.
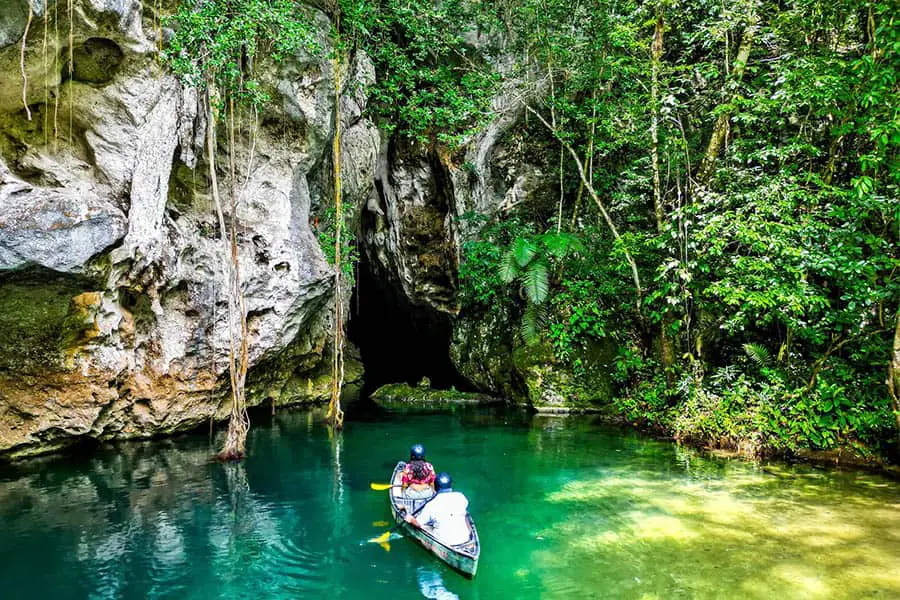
[340,0,499,145]
[163,0,319,106]
[317,205,359,285]
[458,0,899,460]
[471,230,587,344]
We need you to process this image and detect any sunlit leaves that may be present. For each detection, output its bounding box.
[341,0,499,145]
[163,0,319,106]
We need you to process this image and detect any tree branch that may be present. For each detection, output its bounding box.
[523,102,643,309]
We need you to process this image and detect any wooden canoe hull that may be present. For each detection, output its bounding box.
[389,462,480,577]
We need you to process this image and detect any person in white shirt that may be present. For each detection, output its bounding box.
[404,472,471,546]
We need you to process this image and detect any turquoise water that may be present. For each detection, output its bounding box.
[0,408,898,599]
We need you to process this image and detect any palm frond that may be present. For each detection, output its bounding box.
[743,343,772,367]
[499,250,520,284]
[541,232,583,258]
[512,237,538,267]
[519,304,548,345]
[522,259,549,304]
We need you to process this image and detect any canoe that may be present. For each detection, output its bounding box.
[388,461,480,577]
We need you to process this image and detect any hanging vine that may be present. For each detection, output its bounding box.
[53,0,60,151]
[42,1,49,142]
[325,11,345,430]
[67,0,74,140]
[20,0,34,121]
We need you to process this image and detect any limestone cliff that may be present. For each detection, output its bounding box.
[0,1,377,458]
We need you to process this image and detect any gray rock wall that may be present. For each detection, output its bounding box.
[0,1,378,458]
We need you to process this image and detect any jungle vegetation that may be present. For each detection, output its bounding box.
[454,0,900,460]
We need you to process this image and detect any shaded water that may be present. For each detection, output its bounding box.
[0,408,897,599]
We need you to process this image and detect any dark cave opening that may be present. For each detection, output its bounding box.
[347,250,472,400]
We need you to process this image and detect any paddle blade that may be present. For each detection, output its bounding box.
[372,520,390,527]
[378,541,391,552]
[368,531,392,545]
[370,483,393,491]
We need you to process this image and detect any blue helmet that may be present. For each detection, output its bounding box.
[410,444,426,461]
[436,472,452,491]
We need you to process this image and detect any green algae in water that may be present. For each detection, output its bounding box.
[0,410,897,599]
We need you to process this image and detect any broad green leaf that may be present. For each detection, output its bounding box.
[512,237,538,267]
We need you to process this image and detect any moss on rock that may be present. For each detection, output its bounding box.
[370,383,500,410]
[0,273,93,373]
[512,339,615,411]
[452,306,617,411]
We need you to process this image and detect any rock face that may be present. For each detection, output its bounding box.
[363,136,459,316]
[0,2,378,458]
[359,75,615,407]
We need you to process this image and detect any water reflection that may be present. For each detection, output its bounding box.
[0,408,896,600]
[417,566,460,599]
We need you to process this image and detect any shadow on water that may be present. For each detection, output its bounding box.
[0,408,897,600]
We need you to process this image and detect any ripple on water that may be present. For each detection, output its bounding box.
[267,537,328,586]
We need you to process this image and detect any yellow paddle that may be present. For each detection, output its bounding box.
[369,482,397,491]
[367,494,436,549]
[367,523,403,547]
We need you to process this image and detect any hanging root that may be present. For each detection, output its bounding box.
[216,407,249,462]
[325,19,345,432]
[20,0,34,120]
[53,0,59,150]
[68,0,74,139]
[42,2,48,141]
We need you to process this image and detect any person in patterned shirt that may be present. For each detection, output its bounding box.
[402,443,436,500]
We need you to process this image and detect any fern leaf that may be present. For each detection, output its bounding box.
[743,343,771,367]
[499,250,519,284]
[523,260,549,304]
[512,237,538,267]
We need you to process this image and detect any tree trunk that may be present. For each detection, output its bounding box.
[651,14,676,385]
[698,11,759,183]
[888,309,900,435]
[651,14,664,234]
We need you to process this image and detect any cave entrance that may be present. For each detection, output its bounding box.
[347,251,471,400]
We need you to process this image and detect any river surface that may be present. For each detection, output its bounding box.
[0,408,898,599]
